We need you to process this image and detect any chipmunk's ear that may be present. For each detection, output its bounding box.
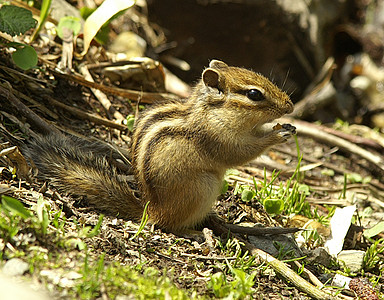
[202,68,220,89]
[203,60,228,89]
[209,60,228,69]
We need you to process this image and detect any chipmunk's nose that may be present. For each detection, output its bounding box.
[284,99,294,114]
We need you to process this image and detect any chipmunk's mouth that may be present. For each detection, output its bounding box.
[251,114,285,135]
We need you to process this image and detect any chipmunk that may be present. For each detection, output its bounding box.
[25,60,295,233]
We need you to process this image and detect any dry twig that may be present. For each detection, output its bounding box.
[79,65,126,123]
[51,68,179,104]
[242,239,340,300]
[0,82,58,135]
[43,95,127,131]
[286,118,384,175]
[297,120,383,152]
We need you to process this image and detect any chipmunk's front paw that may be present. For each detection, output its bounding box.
[273,123,296,141]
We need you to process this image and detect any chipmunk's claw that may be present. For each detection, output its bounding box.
[282,123,296,134]
[276,123,296,140]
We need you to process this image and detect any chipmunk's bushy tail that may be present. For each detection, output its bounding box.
[24,134,143,220]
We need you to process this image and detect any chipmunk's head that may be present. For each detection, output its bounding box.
[200,60,294,129]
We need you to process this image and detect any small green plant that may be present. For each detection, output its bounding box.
[346,172,372,184]
[7,42,38,70]
[300,227,323,248]
[82,214,104,238]
[234,169,287,215]
[209,272,231,298]
[233,136,337,227]
[258,161,312,217]
[208,266,257,299]
[0,195,31,242]
[125,114,135,131]
[65,214,104,250]
[273,242,296,261]
[76,253,105,298]
[0,5,38,70]
[35,196,49,235]
[51,210,66,231]
[102,264,195,300]
[217,235,242,257]
[56,16,82,39]
[364,222,384,239]
[130,201,149,240]
[363,238,384,271]
[1,195,32,219]
[240,188,255,202]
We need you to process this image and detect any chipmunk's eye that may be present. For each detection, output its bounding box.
[246,89,265,101]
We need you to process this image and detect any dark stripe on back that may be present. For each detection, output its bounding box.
[132,106,192,156]
[142,127,188,190]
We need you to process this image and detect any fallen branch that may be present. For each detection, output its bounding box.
[0,82,59,135]
[43,95,127,131]
[50,68,179,104]
[242,239,340,300]
[296,120,383,152]
[79,65,126,123]
[285,118,384,175]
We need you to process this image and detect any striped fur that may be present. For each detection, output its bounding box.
[131,60,294,231]
[24,60,294,232]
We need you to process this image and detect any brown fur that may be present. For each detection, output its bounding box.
[131,60,294,231]
[25,60,294,232]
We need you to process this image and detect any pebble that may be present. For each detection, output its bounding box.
[2,258,29,276]
[337,250,365,273]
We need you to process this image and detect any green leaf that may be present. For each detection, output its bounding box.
[364,221,384,239]
[321,169,335,177]
[1,195,32,219]
[125,114,135,131]
[36,196,49,235]
[31,0,52,41]
[8,42,38,70]
[298,184,310,195]
[0,5,37,36]
[208,272,230,298]
[220,179,229,194]
[57,16,82,39]
[131,201,149,240]
[241,189,254,202]
[347,172,363,183]
[86,214,103,238]
[66,238,86,250]
[264,198,284,214]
